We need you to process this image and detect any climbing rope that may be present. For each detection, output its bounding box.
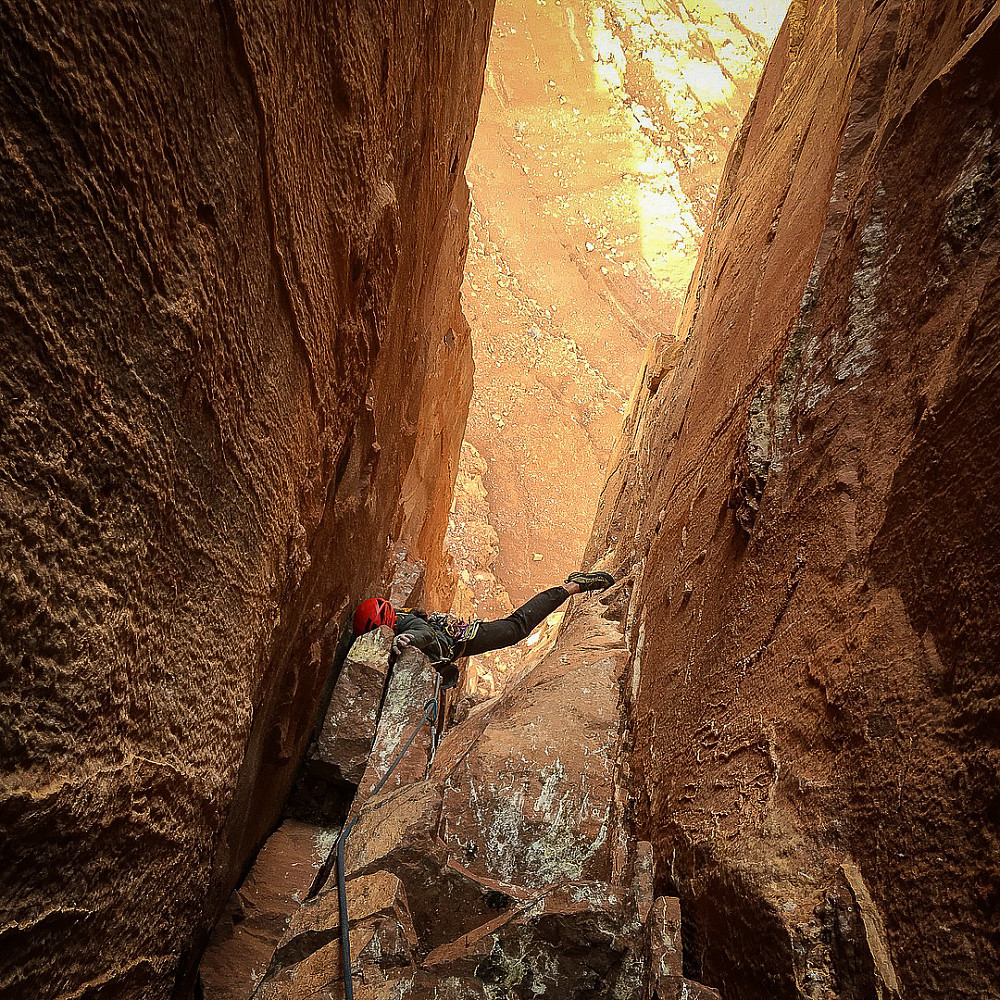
[306,688,441,1000]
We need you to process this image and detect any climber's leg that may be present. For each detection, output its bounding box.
[461,586,571,656]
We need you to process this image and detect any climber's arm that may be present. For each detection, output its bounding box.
[392,613,439,656]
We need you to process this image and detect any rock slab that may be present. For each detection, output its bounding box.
[587,1,1000,996]
[311,631,394,788]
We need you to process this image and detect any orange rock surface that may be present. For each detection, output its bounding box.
[247,600,681,998]
[448,0,775,688]
[589,1,1000,995]
[0,2,492,996]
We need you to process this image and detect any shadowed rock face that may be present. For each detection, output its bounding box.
[0,1,492,996]
[588,1,1000,997]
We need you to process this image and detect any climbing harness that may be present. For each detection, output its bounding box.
[427,611,481,656]
[305,670,443,1000]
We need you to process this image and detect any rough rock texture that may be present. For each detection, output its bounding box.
[256,870,418,1000]
[0,1,493,996]
[242,600,724,998]
[388,548,427,611]
[649,895,684,983]
[199,819,336,1000]
[350,645,441,813]
[588,1,1000,997]
[431,605,624,893]
[396,304,474,610]
[446,0,775,693]
[315,631,394,788]
[291,629,395,822]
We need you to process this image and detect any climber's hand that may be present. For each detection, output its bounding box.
[391,633,413,657]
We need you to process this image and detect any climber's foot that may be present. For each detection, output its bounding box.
[565,571,615,593]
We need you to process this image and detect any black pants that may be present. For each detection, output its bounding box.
[459,586,570,657]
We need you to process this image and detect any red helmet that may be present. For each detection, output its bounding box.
[353,597,396,635]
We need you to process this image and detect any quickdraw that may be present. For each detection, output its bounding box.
[427,612,481,655]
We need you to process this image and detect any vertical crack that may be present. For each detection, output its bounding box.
[214,0,322,419]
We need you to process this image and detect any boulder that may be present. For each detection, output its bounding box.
[200,820,336,1000]
[200,819,336,1000]
[344,781,528,953]
[421,881,633,998]
[273,870,415,972]
[351,647,441,814]
[254,872,417,1000]
[310,631,394,788]
[430,605,627,890]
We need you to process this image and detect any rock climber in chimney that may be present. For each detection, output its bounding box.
[352,570,615,687]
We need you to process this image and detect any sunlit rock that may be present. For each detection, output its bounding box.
[588,2,1000,996]
[449,0,780,652]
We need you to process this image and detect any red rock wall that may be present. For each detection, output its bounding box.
[588,2,1000,997]
[0,1,492,996]
[396,292,475,611]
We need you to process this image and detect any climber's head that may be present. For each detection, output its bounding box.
[353,597,397,635]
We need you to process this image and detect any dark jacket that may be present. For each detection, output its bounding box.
[393,609,452,663]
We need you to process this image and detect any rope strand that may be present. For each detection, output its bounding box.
[306,695,439,1000]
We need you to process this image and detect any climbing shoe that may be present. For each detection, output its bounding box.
[565,570,615,593]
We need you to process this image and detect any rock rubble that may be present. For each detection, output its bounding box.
[206,602,725,999]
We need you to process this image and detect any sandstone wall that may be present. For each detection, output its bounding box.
[588,1,1000,996]
[219,599,670,1000]
[451,0,770,635]
[0,1,492,996]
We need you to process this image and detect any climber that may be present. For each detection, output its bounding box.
[352,571,615,686]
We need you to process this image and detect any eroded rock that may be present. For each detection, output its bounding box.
[431,605,626,892]
[351,647,441,813]
[389,551,427,611]
[345,781,519,953]
[0,1,494,995]
[306,630,395,796]
[200,820,336,1000]
[586,1,1000,996]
